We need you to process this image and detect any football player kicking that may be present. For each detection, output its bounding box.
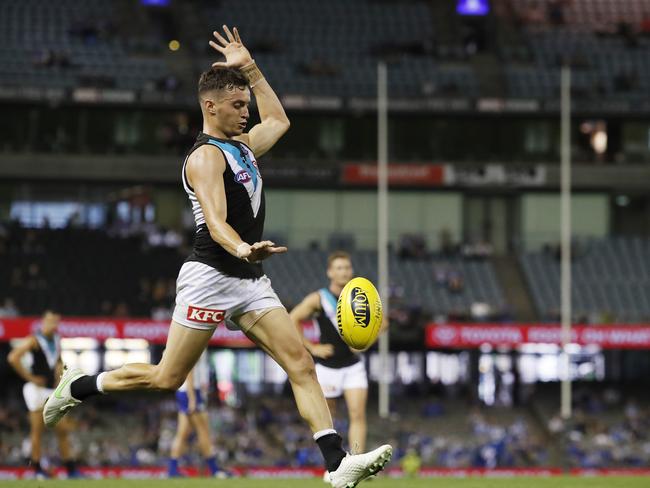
[43,26,391,488]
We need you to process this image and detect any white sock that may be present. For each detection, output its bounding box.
[313,428,337,441]
[96,372,107,394]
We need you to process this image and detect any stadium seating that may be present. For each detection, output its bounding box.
[4,0,650,101]
[503,0,650,100]
[519,237,650,322]
[193,0,479,98]
[0,224,505,319]
[0,0,171,91]
[264,250,505,316]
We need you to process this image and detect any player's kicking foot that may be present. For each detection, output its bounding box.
[43,365,84,427]
[328,444,392,488]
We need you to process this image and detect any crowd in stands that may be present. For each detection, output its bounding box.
[547,387,650,468]
[0,391,554,471]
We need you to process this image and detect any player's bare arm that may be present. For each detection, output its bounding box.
[7,336,47,386]
[209,25,290,157]
[187,145,287,262]
[290,292,335,359]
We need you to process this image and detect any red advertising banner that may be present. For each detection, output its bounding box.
[342,163,445,186]
[426,323,650,349]
[0,317,319,348]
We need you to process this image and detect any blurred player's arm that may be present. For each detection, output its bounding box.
[210,25,290,157]
[289,292,334,359]
[187,145,286,262]
[55,358,64,381]
[7,336,47,386]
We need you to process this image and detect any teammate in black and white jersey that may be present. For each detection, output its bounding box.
[43,26,391,487]
[8,311,80,479]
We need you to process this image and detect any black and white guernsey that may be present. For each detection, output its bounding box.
[32,331,61,388]
[315,288,360,369]
[182,132,265,279]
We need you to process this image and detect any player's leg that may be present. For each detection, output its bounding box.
[188,411,225,477]
[342,362,369,454]
[169,412,192,477]
[327,398,337,417]
[43,321,213,427]
[343,388,368,454]
[189,411,212,458]
[24,383,48,477]
[54,417,80,477]
[238,307,348,474]
[239,308,333,432]
[101,322,213,392]
[28,410,45,472]
[313,364,341,485]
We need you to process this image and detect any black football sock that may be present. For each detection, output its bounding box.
[65,460,77,475]
[70,375,100,400]
[31,460,42,472]
[316,433,346,472]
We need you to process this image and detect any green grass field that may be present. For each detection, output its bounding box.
[2,478,649,488]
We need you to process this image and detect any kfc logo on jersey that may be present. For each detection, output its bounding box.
[187,306,225,324]
[235,170,251,184]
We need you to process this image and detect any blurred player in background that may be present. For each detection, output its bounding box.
[292,251,388,484]
[43,25,391,488]
[291,252,370,456]
[7,311,80,479]
[168,351,230,478]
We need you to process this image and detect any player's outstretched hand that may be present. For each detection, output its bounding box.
[242,241,287,262]
[209,25,253,69]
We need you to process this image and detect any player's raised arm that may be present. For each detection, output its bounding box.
[187,145,286,262]
[209,25,290,157]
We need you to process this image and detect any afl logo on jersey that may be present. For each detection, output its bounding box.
[235,170,252,184]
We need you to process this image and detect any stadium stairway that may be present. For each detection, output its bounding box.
[493,255,538,322]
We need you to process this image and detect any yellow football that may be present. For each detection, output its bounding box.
[336,277,383,350]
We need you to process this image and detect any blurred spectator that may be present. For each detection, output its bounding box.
[447,271,464,294]
[521,1,546,26]
[33,49,73,69]
[297,59,341,77]
[470,301,492,322]
[461,240,493,260]
[547,0,568,26]
[616,19,639,48]
[0,297,19,317]
[398,234,428,260]
[640,13,650,36]
[151,303,172,321]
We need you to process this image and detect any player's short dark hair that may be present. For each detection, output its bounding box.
[198,66,248,96]
[327,251,352,268]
